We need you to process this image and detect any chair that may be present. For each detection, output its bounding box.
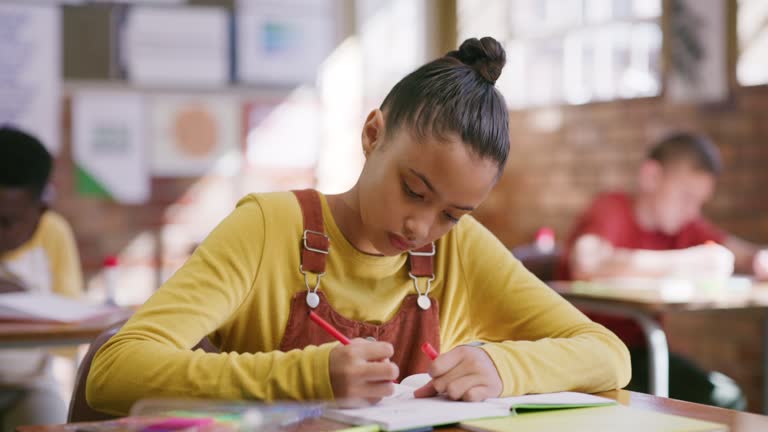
[67,322,220,422]
[510,243,562,281]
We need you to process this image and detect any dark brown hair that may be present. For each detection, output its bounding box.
[648,132,722,176]
[380,37,509,173]
[0,126,52,199]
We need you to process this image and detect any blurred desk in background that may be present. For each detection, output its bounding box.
[0,306,136,349]
[550,279,768,413]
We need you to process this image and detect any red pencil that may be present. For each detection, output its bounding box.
[421,342,439,360]
[309,311,351,345]
[311,311,400,383]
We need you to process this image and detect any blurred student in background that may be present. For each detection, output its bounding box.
[0,126,83,432]
[562,132,768,409]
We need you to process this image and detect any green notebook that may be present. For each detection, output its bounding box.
[461,405,727,432]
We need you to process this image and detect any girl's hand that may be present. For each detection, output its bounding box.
[329,338,399,404]
[413,346,502,401]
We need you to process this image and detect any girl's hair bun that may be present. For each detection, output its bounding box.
[447,37,506,84]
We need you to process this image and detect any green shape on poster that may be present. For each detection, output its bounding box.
[76,166,111,199]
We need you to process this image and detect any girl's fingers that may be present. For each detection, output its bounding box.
[413,380,437,398]
[443,374,484,401]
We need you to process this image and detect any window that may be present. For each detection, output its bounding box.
[737,0,768,86]
[458,0,662,108]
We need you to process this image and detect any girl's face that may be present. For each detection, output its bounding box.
[0,187,44,254]
[355,110,499,256]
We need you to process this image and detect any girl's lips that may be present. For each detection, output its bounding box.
[388,233,414,251]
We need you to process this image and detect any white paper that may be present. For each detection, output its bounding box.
[325,372,615,431]
[0,293,114,323]
[0,4,60,153]
[325,397,510,431]
[121,6,230,87]
[72,90,149,204]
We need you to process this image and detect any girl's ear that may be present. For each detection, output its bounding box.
[361,109,385,159]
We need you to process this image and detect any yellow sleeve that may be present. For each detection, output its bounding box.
[42,212,84,298]
[87,197,336,416]
[457,219,631,396]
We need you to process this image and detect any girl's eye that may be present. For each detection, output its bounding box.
[403,181,424,200]
[443,212,460,224]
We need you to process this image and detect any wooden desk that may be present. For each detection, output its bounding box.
[549,280,768,413]
[16,390,768,432]
[0,307,135,349]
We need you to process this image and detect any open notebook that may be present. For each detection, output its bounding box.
[0,293,114,323]
[323,374,617,431]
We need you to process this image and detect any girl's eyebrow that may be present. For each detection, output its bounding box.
[408,168,475,211]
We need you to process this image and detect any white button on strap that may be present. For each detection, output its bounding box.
[306,291,320,309]
[417,295,431,310]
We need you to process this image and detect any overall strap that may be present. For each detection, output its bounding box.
[408,243,435,278]
[292,189,435,277]
[292,189,329,274]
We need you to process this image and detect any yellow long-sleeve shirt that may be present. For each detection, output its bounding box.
[88,192,630,415]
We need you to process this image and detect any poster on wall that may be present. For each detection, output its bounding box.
[149,95,240,177]
[0,4,60,153]
[120,6,230,87]
[72,91,150,204]
[666,0,728,103]
[236,0,336,84]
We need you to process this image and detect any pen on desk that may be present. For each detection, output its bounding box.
[421,342,439,360]
[309,311,351,345]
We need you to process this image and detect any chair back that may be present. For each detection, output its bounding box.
[510,244,562,281]
[68,322,219,422]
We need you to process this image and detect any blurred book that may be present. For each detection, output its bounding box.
[0,293,115,323]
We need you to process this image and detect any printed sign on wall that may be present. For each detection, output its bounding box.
[0,4,60,153]
[72,91,149,204]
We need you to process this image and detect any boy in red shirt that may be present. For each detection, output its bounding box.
[563,132,767,409]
